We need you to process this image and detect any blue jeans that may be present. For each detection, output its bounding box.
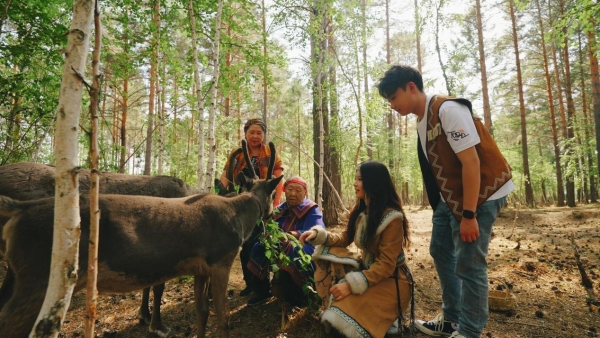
[430,197,506,338]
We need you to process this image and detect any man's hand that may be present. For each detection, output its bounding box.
[460,217,480,242]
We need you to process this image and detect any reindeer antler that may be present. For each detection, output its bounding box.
[267,142,276,178]
[226,148,243,185]
[241,139,258,179]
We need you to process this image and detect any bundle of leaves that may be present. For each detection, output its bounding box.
[257,217,322,313]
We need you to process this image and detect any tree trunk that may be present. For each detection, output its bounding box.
[560,0,576,207]
[261,0,268,127]
[203,0,223,192]
[508,0,534,207]
[577,31,596,202]
[85,2,101,336]
[119,79,128,173]
[587,26,600,203]
[144,0,160,176]
[118,8,130,174]
[434,0,452,95]
[385,0,394,171]
[414,0,428,206]
[535,0,565,206]
[32,1,93,336]
[310,0,326,210]
[362,0,372,160]
[188,0,206,191]
[475,0,492,133]
[324,15,341,226]
[158,61,166,175]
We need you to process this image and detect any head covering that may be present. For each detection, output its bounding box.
[284,176,308,192]
[244,118,267,133]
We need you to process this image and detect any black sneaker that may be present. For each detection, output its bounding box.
[239,286,253,297]
[247,293,272,307]
[414,313,459,337]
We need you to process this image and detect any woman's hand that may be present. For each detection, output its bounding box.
[329,282,351,301]
[299,230,316,245]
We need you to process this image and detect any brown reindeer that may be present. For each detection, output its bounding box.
[0,161,233,336]
[0,141,282,338]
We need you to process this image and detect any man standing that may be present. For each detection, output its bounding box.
[376,65,514,338]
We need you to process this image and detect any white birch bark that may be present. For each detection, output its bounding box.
[85,2,101,336]
[189,0,207,191]
[31,0,93,336]
[204,0,223,192]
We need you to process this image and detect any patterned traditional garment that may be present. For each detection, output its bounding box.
[223,143,283,181]
[248,198,325,289]
[309,209,414,338]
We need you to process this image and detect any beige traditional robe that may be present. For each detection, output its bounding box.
[308,209,413,338]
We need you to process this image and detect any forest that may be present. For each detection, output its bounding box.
[0,0,600,337]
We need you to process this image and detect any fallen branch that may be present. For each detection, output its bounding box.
[569,232,597,302]
[495,320,547,328]
[506,203,521,240]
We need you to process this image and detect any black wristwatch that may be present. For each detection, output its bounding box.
[462,209,477,219]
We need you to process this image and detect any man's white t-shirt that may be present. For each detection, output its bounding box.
[417,94,514,201]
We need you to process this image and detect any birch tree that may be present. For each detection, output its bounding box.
[189,0,207,191]
[32,0,93,336]
[203,0,223,192]
[85,1,101,335]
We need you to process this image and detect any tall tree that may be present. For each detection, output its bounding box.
[33,0,93,336]
[203,0,223,192]
[559,0,577,207]
[508,0,534,206]
[587,23,600,200]
[189,0,207,191]
[474,0,492,133]
[144,0,160,175]
[535,0,565,206]
[361,0,373,160]
[433,0,452,95]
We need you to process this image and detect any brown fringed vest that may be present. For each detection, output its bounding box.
[418,95,512,221]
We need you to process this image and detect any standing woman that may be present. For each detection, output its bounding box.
[219,117,284,296]
[300,161,414,338]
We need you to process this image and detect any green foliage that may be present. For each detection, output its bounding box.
[257,218,321,314]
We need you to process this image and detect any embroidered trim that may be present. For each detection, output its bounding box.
[328,307,372,338]
[312,245,361,269]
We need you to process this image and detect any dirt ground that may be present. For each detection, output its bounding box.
[1,204,599,338]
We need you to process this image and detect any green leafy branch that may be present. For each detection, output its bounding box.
[258,217,322,314]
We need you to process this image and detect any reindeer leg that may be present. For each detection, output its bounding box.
[0,274,47,338]
[138,287,152,325]
[149,283,169,337]
[0,266,15,311]
[194,275,210,338]
[210,267,231,338]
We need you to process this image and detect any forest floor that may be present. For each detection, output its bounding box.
[1,204,600,338]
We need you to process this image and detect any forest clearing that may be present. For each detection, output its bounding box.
[0,204,595,338]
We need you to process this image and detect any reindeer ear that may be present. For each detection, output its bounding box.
[235,172,253,192]
[267,175,284,193]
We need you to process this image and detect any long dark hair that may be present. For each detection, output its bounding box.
[346,161,410,251]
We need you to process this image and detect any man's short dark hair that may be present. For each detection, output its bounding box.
[376,65,424,98]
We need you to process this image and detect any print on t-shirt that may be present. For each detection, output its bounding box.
[447,129,469,141]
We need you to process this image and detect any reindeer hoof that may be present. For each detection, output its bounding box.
[137,311,151,325]
[149,326,171,337]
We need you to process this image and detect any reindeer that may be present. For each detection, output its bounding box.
[0,160,233,336]
[0,141,282,338]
